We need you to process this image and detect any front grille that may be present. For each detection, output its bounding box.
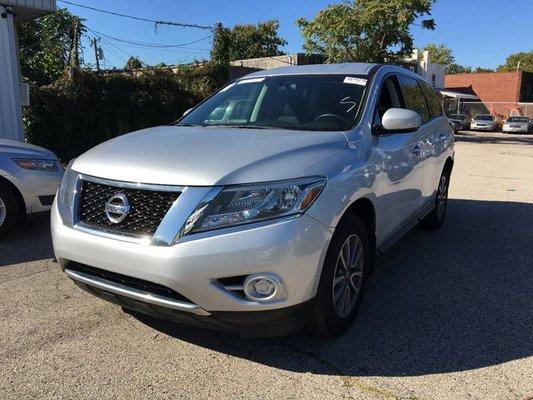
[77,180,180,236]
[67,262,192,303]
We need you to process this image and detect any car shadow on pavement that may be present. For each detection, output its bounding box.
[455,133,533,145]
[132,198,533,377]
[0,213,53,267]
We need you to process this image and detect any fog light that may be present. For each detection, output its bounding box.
[243,274,286,302]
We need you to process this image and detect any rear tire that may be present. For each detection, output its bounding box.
[420,170,450,230]
[0,183,20,239]
[309,215,369,337]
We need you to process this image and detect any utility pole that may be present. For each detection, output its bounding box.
[91,37,100,71]
[69,19,80,68]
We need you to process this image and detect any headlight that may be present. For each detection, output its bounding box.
[56,160,79,227]
[181,177,326,235]
[13,158,59,171]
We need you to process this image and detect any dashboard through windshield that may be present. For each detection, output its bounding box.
[178,75,368,131]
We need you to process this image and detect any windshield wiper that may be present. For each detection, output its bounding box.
[175,123,203,127]
[202,124,274,129]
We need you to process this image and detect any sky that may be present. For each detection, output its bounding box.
[58,0,533,70]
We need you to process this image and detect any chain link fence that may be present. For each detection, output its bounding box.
[444,99,533,122]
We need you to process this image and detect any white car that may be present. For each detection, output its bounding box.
[52,63,454,337]
[470,114,498,131]
[502,117,531,133]
[0,139,62,238]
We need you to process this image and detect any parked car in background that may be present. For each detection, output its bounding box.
[52,63,454,337]
[502,116,532,133]
[448,114,469,130]
[470,114,498,131]
[448,118,461,133]
[0,139,62,238]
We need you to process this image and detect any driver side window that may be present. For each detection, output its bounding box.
[375,76,402,125]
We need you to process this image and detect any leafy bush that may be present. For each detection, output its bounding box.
[24,68,209,160]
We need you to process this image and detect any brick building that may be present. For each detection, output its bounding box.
[444,70,533,118]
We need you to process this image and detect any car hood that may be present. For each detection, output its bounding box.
[72,126,348,186]
[0,138,57,159]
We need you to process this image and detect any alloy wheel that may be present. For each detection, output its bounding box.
[0,196,5,227]
[332,234,364,318]
[437,175,449,220]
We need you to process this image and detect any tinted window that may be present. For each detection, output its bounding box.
[180,75,368,131]
[474,115,494,121]
[399,76,430,123]
[507,117,529,122]
[375,76,402,123]
[450,114,466,120]
[419,80,443,118]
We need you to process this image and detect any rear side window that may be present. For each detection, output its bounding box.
[419,80,443,118]
[400,75,430,123]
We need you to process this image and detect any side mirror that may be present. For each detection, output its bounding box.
[182,108,193,117]
[379,108,422,133]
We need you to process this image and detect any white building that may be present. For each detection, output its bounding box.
[403,49,446,88]
[0,0,56,141]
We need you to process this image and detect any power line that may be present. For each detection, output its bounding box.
[58,0,212,31]
[87,27,212,49]
[96,35,134,59]
[100,43,128,64]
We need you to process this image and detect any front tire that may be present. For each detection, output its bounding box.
[309,215,369,337]
[0,183,20,239]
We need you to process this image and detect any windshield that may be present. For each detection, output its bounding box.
[450,114,466,120]
[179,74,368,131]
[507,117,529,122]
[474,115,494,121]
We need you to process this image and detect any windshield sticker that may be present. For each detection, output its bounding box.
[237,77,266,85]
[344,77,367,86]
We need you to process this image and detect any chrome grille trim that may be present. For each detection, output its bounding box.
[77,180,181,236]
[70,173,218,246]
[65,268,210,316]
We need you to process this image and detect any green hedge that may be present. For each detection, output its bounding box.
[23,68,214,160]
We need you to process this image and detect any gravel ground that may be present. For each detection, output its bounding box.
[1,131,532,400]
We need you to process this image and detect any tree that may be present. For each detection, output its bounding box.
[16,8,85,86]
[497,51,533,73]
[125,56,143,69]
[422,43,455,66]
[297,0,436,63]
[473,66,493,73]
[446,64,470,74]
[212,20,287,62]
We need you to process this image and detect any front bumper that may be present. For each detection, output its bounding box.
[502,125,529,133]
[470,124,495,131]
[7,168,62,213]
[51,200,332,333]
[70,269,314,337]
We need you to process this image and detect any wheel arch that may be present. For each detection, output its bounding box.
[336,196,377,273]
[443,157,454,176]
[0,175,26,217]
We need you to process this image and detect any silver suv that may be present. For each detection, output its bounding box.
[52,63,454,337]
[1,139,62,238]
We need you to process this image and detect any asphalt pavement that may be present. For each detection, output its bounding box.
[1,131,532,400]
